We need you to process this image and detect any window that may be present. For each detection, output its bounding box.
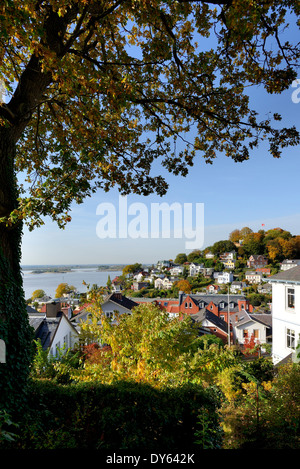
[243,329,248,338]
[106,312,114,319]
[63,334,69,348]
[287,328,295,349]
[287,287,295,309]
[189,302,192,308]
[253,329,259,339]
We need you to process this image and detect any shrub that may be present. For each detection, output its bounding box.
[5,379,222,450]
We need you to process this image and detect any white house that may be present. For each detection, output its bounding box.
[230,281,246,293]
[206,284,220,294]
[214,271,233,284]
[280,259,300,271]
[189,263,204,277]
[154,276,173,290]
[231,311,272,351]
[245,271,263,284]
[169,265,185,276]
[205,252,214,259]
[267,266,300,364]
[101,292,139,320]
[28,305,79,356]
[220,251,236,262]
[72,292,139,325]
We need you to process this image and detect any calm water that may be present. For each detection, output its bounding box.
[21,267,123,299]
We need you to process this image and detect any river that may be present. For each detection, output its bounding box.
[21,266,123,299]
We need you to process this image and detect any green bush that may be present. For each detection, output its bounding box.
[4,379,222,450]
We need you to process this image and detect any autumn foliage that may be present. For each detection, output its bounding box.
[0,1,299,230]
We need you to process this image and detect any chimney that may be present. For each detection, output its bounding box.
[113,292,122,301]
[46,301,62,318]
[178,291,184,305]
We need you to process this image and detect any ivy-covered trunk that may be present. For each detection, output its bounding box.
[0,128,33,414]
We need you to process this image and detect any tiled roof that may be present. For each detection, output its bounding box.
[26,305,40,314]
[231,311,272,329]
[268,265,300,283]
[191,309,229,334]
[249,313,272,328]
[231,310,251,326]
[102,293,139,311]
[28,315,61,350]
[35,318,61,350]
[179,293,247,310]
[28,316,45,332]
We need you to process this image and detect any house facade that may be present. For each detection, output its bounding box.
[214,271,234,284]
[177,292,254,344]
[28,305,79,356]
[268,266,300,364]
[206,284,220,294]
[154,276,173,290]
[231,311,272,351]
[280,259,300,271]
[169,265,185,276]
[72,292,139,325]
[101,292,139,320]
[189,263,204,277]
[131,281,149,291]
[247,255,268,269]
[223,259,236,270]
[245,271,263,284]
[230,281,246,293]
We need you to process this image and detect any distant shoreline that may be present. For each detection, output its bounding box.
[21,264,127,274]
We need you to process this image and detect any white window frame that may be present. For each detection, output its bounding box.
[286,328,295,350]
[286,287,295,310]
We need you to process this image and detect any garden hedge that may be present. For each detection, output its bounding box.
[5,379,222,450]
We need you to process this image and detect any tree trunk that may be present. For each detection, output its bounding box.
[0,127,34,414]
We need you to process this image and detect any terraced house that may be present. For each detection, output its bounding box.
[178,292,254,344]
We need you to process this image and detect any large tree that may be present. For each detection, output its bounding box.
[0,0,299,410]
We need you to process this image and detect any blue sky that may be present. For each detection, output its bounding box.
[20,16,300,266]
[21,78,300,266]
